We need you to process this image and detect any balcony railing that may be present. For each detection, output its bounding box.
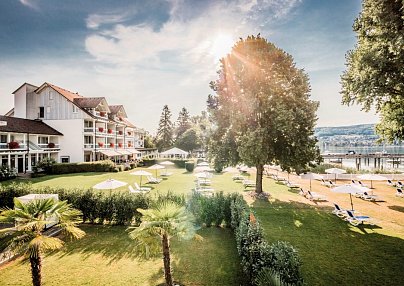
[93,111,108,119]
[0,143,27,150]
[84,127,94,133]
[38,143,60,149]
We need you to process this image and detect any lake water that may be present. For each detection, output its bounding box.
[318,144,404,171]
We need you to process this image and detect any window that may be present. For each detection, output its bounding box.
[72,105,78,113]
[46,106,51,113]
[39,107,44,118]
[49,91,53,100]
[61,156,70,163]
[0,135,7,143]
[38,137,49,144]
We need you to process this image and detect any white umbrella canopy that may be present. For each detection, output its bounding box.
[223,167,239,173]
[197,162,209,166]
[130,170,153,187]
[357,174,387,188]
[148,164,165,177]
[160,161,175,166]
[194,166,214,172]
[300,173,324,191]
[93,179,127,190]
[331,184,370,210]
[325,168,347,182]
[195,172,209,178]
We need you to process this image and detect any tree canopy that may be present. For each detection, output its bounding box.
[156,105,174,151]
[208,35,320,193]
[175,107,191,139]
[341,0,404,142]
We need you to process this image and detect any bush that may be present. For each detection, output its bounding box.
[34,157,57,174]
[141,159,157,167]
[0,165,17,181]
[172,159,187,168]
[255,268,290,286]
[49,160,115,174]
[185,161,195,172]
[0,183,151,225]
[267,242,303,285]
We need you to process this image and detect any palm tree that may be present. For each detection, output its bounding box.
[128,200,200,286]
[0,198,85,286]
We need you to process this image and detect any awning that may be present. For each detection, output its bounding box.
[127,149,141,154]
[116,149,132,155]
[99,150,121,157]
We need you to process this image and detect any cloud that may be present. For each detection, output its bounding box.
[19,0,39,10]
[86,12,134,29]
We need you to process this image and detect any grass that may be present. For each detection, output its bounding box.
[1,167,404,285]
[0,225,243,286]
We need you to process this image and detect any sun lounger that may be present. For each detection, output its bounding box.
[387,179,396,187]
[397,181,403,188]
[232,175,244,181]
[322,179,334,188]
[396,188,404,197]
[358,181,369,188]
[197,178,211,186]
[307,190,327,201]
[346,210,373,226]
[332,203,348,218]
[243,179,256,188]
[129,185,150,194]
[361,192,381,202]
[134,183,152,192]
[286,181,300,188]
[146,175,162,184]
[160,172,173,177]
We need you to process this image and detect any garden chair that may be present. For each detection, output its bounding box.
[397,181,403,188]
[232,175,244,181]
[197,178,211,186]
[396,188,404,198]
[306,190,327,202]
[387,179,396,187]
[243,179,256,188]
[299,188,308,198]
[160,171,173,177]
[134,183,152,192]
[358,181,368,188]
[346,210,373,226]
[361,192,381,202]
[286,181,300,188]
[129,185,150,194]
[332,203,348,218]
[146,175,162,184]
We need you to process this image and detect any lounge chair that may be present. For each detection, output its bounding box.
[346,210,372,226]
[397,181,403,188]
[306,190,327,201]
[299,188,307,197]
[134,183,152,192]
[129,185,150,194]
[387,179,396,187]
[361,192,381,202]
[351,179,357,185]
[332,203,348,218]
[286,181,300,188]
[146,175,162,184]
[322,180,334,188]
[396,188,404,197]
[232,175,244,181]
[160,171,173,177]
[243,179,256,188]
[197,178,211,186]
[358,181,368,188]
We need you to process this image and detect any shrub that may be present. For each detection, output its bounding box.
[0,183,151,225]
[255,268,290,286]
[185,161,195,172]
[267,241,303,285]
[0,165,18,181]
[172,159,187,168]
[49,160,115,174]
[34,157,56,174]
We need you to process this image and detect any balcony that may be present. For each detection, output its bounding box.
[92,110,109,119]
[0,142,27,152]
[38,143,60,150]
[84,127,95,133]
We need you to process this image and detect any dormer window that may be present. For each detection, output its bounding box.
[72,105,78,113]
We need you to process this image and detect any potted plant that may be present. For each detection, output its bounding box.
[98,142,104,147]
[108,129,113,134]
[128,131,132,136]
[118,130,123,135]
[128,143,132,147]
[98,127,104,132]
[100,111,106,117]
[118,143,123,148]
[8,141,20,149]
[110,143,114,147]
[47,142,55,148]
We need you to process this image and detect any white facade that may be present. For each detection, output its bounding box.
[1,82,147,170]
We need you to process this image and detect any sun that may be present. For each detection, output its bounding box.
[210,33,234,62]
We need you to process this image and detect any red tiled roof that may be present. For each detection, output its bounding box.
[74,97,106,109]
[46,83,83,102]
[0,115,63,136]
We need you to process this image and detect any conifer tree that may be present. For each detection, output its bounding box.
[156,105,173,151]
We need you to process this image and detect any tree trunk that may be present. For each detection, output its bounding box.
[30,254,42,286]
[162,234,173,286]
[255,164,264,194]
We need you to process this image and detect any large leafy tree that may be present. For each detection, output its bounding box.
[156,105,174,151]
[341,0,404,142]
[209,35,320,193]
[0,198,85,286]
[128,201,200,286]
[175,107,191,139]
[175,127,202,152]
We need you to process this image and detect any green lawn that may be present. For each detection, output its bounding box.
[2,167,404,285]
[0,225,243,286]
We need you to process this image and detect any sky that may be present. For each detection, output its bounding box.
[0,0,379,132]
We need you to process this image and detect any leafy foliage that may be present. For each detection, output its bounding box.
[208,35,320,193]
[341,0,404,142]
[175,107,192,139]
[185,161,195,172]
[175,127,202,152]
[255,268,291,286]
[0,165,17,181]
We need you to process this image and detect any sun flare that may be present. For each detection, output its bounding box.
[210,33,234,62]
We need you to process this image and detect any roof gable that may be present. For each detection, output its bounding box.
[0,115,63,136]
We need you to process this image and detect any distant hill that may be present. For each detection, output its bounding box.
[315,124,376,138]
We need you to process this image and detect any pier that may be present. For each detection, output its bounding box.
[321,153,403,170]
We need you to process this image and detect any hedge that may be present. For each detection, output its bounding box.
[185,161,195,172]
[0,183,150,225]
[49,160,115,174]
[189,192,303,285]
